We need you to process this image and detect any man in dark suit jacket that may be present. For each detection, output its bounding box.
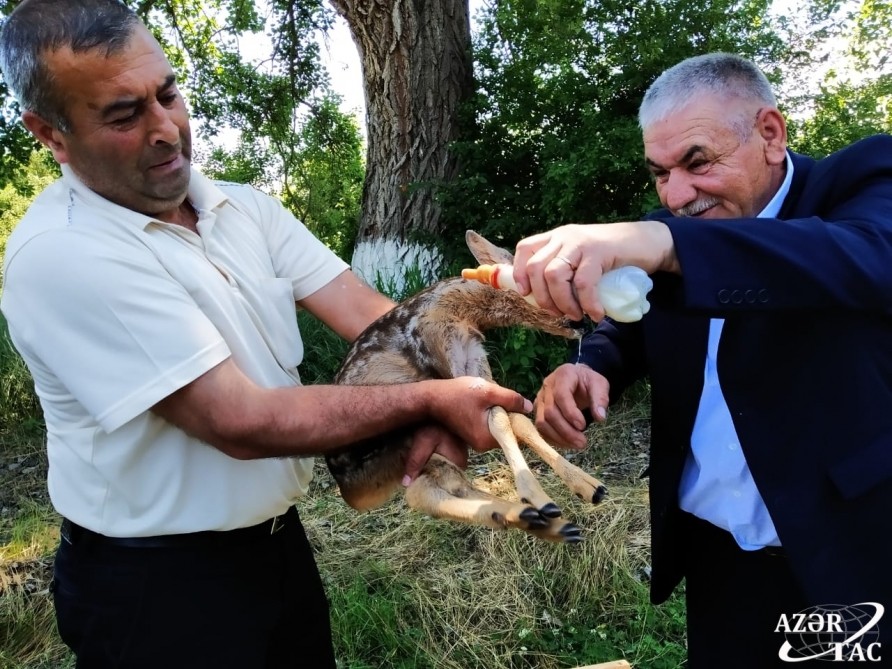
[514,53,892,667]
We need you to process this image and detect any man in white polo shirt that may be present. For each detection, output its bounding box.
[0,1,530,667]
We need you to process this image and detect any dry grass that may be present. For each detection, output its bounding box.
[296,390,676,669]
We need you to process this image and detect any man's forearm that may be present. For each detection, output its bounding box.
[152,358,528,459]
[218,381,443,459]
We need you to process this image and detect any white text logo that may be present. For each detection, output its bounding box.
[777,602,883,662]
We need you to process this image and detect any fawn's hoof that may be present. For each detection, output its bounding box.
[518,507,550,528]
[560,523,584,543]
[591,485,607,504]
[539,502,562,518]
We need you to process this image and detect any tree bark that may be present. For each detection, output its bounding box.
[328,0,473,292]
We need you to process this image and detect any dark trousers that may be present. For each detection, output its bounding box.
[680,512,808,669]
[51,507,337,669]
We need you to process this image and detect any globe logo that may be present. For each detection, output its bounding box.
[777,602,883,663]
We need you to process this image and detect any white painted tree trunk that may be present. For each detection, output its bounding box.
[328,0,473,294]
[351,237,443,296]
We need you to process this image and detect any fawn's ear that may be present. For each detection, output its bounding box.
[465,230,515,266]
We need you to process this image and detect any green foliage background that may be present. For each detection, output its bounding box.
[441,0,785,245]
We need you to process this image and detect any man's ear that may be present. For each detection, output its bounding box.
[757,107,787,166]
[22,110,69,164]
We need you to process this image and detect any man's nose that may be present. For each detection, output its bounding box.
[146,102,180,145]
[660,171,697,211]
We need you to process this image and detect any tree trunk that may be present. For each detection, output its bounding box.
[328,0,473,293]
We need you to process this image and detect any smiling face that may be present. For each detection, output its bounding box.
[643,93,788,219]
[22,25,192,222]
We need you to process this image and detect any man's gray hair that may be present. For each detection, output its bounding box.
[0,0,141,133]
[639,53,778,141]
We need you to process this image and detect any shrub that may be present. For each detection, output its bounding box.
[0,314,42,431]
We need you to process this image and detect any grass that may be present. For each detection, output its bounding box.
[0,421,70,669]
[0,310,686,668]
[300,381,685,669]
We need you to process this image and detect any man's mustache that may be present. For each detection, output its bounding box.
[675,198,720,217]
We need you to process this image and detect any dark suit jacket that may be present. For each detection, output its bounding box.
[575,134,892,607]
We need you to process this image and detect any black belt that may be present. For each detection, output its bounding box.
[60,505,297,549]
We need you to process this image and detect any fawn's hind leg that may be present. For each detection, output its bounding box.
[489,407,562,517]
[404,455,582,543]
[509,413,607,504]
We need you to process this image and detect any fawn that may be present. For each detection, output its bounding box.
[326,231,606,543]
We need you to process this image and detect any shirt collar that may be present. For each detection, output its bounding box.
[757,151,794,219]
[60,164,229,229]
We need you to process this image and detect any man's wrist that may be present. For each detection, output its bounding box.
[644,220,680,274]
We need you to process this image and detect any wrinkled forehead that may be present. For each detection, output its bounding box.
[643,95,747,163]
[43,26,172,110]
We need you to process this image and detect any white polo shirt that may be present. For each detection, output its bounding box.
[1,165,349,537]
